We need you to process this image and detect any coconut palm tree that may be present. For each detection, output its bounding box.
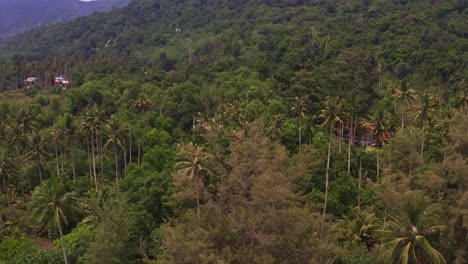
[414,92,436,159]
[61,114,78,180]
[290,96,308,146]
[176,143,211,224]
[104,116,127,184]
[0,150,15,192]
[320,96,347,232]
[360,108,393,147]
[25,133,50,183]
[379,193,446,264]
[31,179,80,264]
[333,211,379,248]
[51,126,63,176]
[392,80,416,129]
[78,109,100,191]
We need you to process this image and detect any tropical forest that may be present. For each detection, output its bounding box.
[0,0,466,263]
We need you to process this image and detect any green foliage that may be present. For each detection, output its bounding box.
[0,236,48,264]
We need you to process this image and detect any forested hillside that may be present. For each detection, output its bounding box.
[0,0,466,263]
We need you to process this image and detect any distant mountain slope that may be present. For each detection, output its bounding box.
[0,0,131,36]
[0,0,466,87]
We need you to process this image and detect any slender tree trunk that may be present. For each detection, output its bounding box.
[298,118,302,147]
[339,122,343,154]
[58,221,69,264]
[376,154,380,179]
[87,138,92,180]
[70,148,76,181]
[115,144,119,184]
[348,116,353,173]
[0,211,3,232]
[38,163,43,183]
[60,145,64,170]
[123,146,127,175]
[421,127,425,163]
[91,135,98,192]
[357,157,362,214]
[6,191,12,218]
[129,131,132,164]
[15,142,21,165]
[322,124,333,236]
[98,133,104,186]
[401,112,405,130]
[54,139,60,176]
[137,139,141,165]
[195,171,201,225]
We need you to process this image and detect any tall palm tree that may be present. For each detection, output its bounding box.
[379,194,446,264]
[62,114,78,180]
[0,150,15,192]
[31,179,79,264]
[51,127,63,176]
[78,109,100,191]
[176,143,211,224]
[104,116,127,184]
[414,92,436,158]
[392,80,416,129]
[291,96,308,146]
[300,114,318,145]
[333,211,379,248]
[320,96,347,233]
[360,108,393,147]
[25,133,50,183]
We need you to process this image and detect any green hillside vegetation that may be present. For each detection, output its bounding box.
[0,0,467,263]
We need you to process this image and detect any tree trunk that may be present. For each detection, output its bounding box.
[129,131,132,164]
[87,138,92,180]
[195,171,201,225]
[58,221,69,264]
[71,148,76,181]
[348,116,353,173]
[322,124,333,236]
[421,128,425,163]
[91,135,98,192]
[98,133,104,186]
[115,143,119,184]
[15,142,22,165]
[54,139,60,176]
[123,146,127,175]
[138,139,141,165]
[298,118,302,147]
[357,157,362,214]
[376,154,380,179]
[401,112,405,130]
[339,122,343,154]
[38,163,43,183]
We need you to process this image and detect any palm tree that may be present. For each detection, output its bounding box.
[392,80,416,129]
[176,143,211,224]
[291,96,308,147]
[31,179,80,264]
[25,133,50,183]
[379,193,446,264]
[414,92,436,158]
[62,114,78,180]
[320,96,347,233]
[333,211,379,248]
[104,116,127,184]
[78,109,100,191]
[300,114,318,145]
[0,150,15,192]
[51,127,63,176]
[360,108,393,147]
